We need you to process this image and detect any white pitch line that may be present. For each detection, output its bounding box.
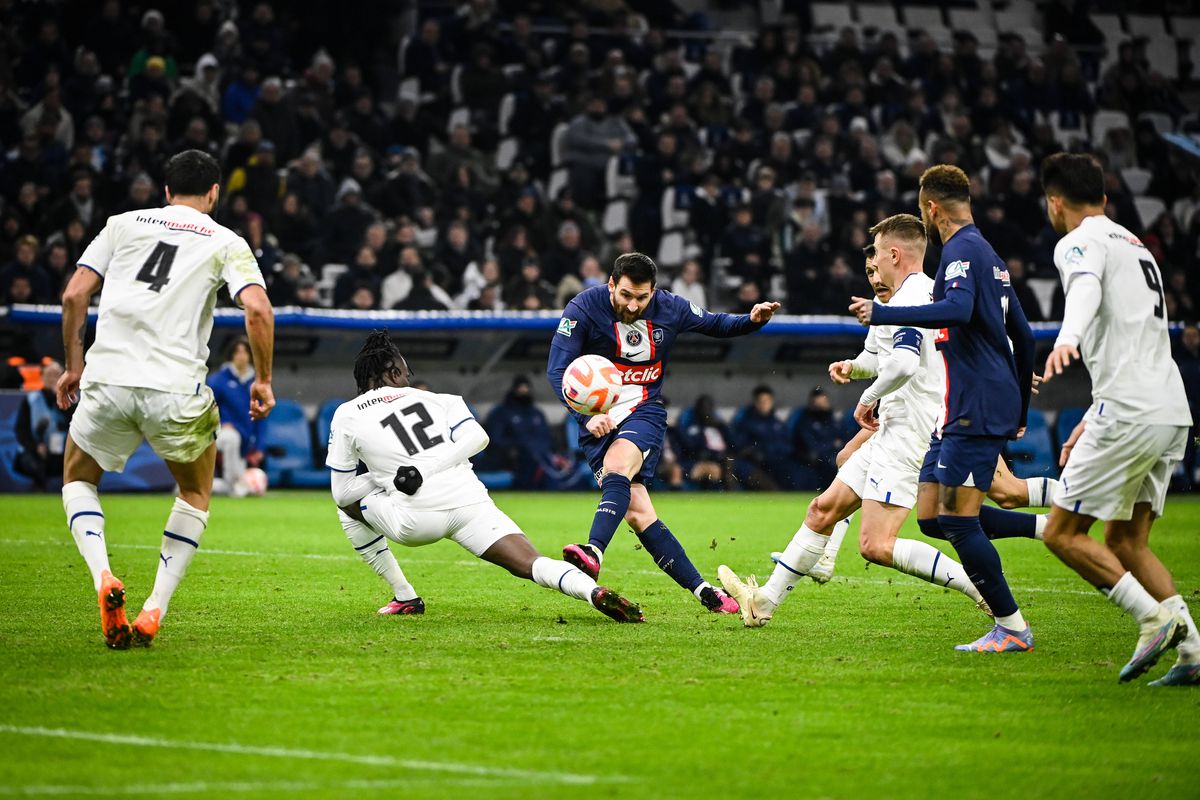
[0,538,1100,595]
[0,776,507,797]
[0,726,623,786]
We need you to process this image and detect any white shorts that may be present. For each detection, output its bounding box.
[835,425,925,509]
[70,382,219,472]
[1055,413,1187,521]
[361,497,519,557]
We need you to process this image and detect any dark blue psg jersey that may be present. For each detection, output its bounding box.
[871,224,1035,438]
[548,286,764,419]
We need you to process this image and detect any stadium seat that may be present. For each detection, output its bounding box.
[1145,38,1179,79]
[1128,14,1167,40]
[450,64,463,105]
[1091,110,1131,146]
[315,398,346,457]
[660,186,690,230]
[602,199,629,235]
[1139,111,1174,136]
[1175,16,1200,43]
[657,230,685,268]
[446,106,471,134]
[547,167,569,201]
[1005,409,1056,478]
[550,122,569,168]
[261,399,328,488]
[996,0,1038,32]
[949,8,998,49]
[396,76,420,103]
[1121,166,1152,196]
[1092,13,1126,43]
[1055,407,1087,450]
[905,7,952,46]
[811,3,855,31]
[858,3,900,34]
[495,137,518,171]
[498,93,516,136]
[605,155,636,199]
[1134,196,1167,229]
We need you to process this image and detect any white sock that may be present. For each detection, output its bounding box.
[1025,477,1060,507]
[532,556,597,602]
[891,538,985,605]
[761,525,828,608]
[823,515,851,560]
[340,511,417,601]
[63,481,110,592]
[143,498,208,618]
[1161,595,1200,662]
[1103,572,1161,624]
[1034,514,1047,540]
[995,609,1028,631]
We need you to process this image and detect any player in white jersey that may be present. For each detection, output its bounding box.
[719,215,992,626]
[55,150,276,649]
[326,331,644,623]
[1040,153,1198,685]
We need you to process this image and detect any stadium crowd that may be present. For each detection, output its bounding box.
[0,0,1198,318]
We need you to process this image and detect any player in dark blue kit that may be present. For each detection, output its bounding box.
[850,165,1038,652]
[548,252,780,612]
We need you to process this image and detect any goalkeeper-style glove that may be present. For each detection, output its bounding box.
[393,465,424,495]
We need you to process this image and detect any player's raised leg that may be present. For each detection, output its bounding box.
[479,531,643,623]
[132,443,218,646]
[338,509,424,615]
[61,434,130,650]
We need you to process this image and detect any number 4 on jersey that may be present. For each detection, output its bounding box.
[137,241,179,292]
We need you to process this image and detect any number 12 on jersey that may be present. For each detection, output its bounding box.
[380,403,445,455]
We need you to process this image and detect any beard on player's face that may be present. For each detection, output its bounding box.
[610,281,653,323]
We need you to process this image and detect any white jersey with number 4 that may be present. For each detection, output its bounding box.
[326,386,490,511]
[78,205,264,395]
[1053,215,1190,425]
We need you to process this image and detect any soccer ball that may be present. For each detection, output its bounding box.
[240,467,268,496]
[562,354,623,415]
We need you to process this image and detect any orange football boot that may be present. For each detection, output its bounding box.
[131,608,162,647]
[97,570,131,649]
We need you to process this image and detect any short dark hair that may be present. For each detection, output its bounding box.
[164,149,221,197]
[863,243,876,261]
[752,384,773,398]
[919,164,970,204]
[353,330,408,394]
[611,252,657,287]
[1040,152,1105,206]
[224,335,251,361]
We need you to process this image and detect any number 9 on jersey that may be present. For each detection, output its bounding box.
[562,355,624,415]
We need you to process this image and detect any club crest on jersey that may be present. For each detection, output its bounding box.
[626,330,642,346]
[945,260,970,279]
[557,318,577,337]
[1064,245,1086,265]
[652,328,664,344]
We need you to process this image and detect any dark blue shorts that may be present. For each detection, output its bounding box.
[579,401,667,486]
[919,433,1005,492]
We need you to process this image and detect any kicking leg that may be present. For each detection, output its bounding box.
[480,533,642,623]
[859,500,991,616]
[132,444,217,646]
[62,434,129,649]
[563,438,643,579]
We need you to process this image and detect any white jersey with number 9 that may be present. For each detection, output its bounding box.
[78,205,265,395]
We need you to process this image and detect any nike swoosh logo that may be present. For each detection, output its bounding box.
[937,460,946,468]
[599,501,617,507]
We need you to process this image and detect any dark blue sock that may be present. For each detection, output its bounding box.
[938,515,1018,618]
[636,519,704,593]
[979,505,1038,540]
[918,517,946,540]
[587,474,632,552]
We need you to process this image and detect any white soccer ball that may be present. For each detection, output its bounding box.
[240,467,268,496]
[561,354,624,416]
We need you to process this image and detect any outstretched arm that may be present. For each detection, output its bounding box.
[851,287,974,328]
[684,301,780,338]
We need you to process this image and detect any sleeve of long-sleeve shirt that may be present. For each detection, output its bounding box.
[870,280,974,328]
[858,344,921,407]
[674,293,765,338]
[547,299,589,425]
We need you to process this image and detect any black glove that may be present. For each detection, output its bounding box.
[393,465,424,495]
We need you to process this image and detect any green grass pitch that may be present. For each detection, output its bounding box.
[1,491,1198,799]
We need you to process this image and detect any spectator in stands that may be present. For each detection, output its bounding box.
[334,245,382,308]
[322,179,377,264]
[542,221,585,287]
[286,149,336,222]
[564,94,634,210]
[394,269,452,311]
[783,221,831,314]
[1,236,50,304]
[427,125,498,196]
[733,385,796,490]
[208,337,264,497]
[732,280,763,314]
[793,387,843,486]
[1007,257,1046,323]
[14,360,68,490]
[41,241,72,300]
[46,172,102,238]
[484,375,557,489]
[269,193,318,263]
[679,395,735,490]
[720,204,772,289]
[671,258,707,308]
[555,253,605,308]
[504,258,556,310]
[249,77,299,163]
